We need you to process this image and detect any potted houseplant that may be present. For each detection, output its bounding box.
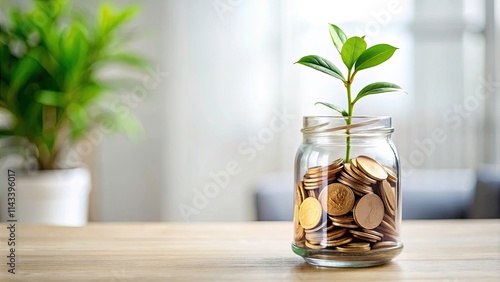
[292,24,407,267]
[0,0,146,226]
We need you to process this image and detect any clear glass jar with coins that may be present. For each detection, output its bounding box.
[292,116,403,267]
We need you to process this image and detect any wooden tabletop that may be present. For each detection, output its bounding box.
[0,220,499,281]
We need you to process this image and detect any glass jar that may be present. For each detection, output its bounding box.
[292,116,403,267]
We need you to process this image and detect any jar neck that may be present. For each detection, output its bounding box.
[302,116,394,144]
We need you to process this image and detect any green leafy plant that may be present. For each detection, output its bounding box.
[0,0,147,169]
[296,23,406,161]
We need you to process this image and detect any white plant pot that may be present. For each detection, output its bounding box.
[1,167,91,226]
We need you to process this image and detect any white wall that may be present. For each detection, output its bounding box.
[74,0,497,222]
[92,0,169,221]
[161,0,288,221]
[90,0,289,222]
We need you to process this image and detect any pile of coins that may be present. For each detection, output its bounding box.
[294,155,399,252]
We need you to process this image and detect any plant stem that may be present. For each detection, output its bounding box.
[345,70,353,163]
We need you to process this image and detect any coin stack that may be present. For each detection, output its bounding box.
[294,155,399,252]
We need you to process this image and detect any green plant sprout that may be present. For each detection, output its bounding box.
[296,23,406,162]
[0,0,147,170]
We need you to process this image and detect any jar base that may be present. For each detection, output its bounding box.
[292,242,403,268]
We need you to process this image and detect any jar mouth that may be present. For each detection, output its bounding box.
[302,116,393,137]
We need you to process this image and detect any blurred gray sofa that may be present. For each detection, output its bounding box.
[255,166,500,221]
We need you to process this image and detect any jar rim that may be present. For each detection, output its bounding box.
[303,115,391,119]
[302,116,393,137]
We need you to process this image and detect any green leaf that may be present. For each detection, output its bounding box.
[354,44,398,72]
[67,103,89,140]
[0,129,15,137]
[341,36,367,70]
[295,55,345,82]
[98,112,144,140]
[35,90,64,107]
[314,102,348,116]
[353,82,406,104]
[42,131,56,153]
[328,23,347,54]
[116,114,144,140]
[10,55,40,92]
[100,52,149,68]
[98,4,140,34]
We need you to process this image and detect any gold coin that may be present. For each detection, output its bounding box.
[339,172,373,192]
[372,241,398,249]
[382,232,399,242]
[331,222,358,229]
[340,170,369,188]
[308,189,318,199]
[324,236,353,247]
[304,220,327,233]
[384,166,398,183]
[353,193,385,229]
[383,213,396,229]
[376,222,398,237]
[306,159,343,176]
[303,183,322,190]
[298,182,306,203]
[349,229,382,241]
[346,242,370,249]
[303,177,325,184]
[337,176,373,195]
[305,165,322,175]
[298,197,323,229]
[305,240,325,250]
[380,180,396,214]
[295,183,304,206]
[356,156,388,181]
[343,163,372,186]
[350,162,378,184]
[379,219,397,234]
[337,178,365,197]
[319,183,355,216]
[352,235,378,243]
[361,228,384,238]
[329,214,354,224]
[326,227,347,240]
[305,231,327,242]
[294,204,304,241]
[337,242,371,252]
[306,168,341,179]
[329,158,344,168]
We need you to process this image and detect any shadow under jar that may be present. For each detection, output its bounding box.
[292,116,403,267]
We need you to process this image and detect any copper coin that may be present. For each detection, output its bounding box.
[353,193,385,229]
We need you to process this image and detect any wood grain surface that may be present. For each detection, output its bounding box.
[0,220,499,281]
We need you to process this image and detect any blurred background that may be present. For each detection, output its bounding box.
[1,0,499,222]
